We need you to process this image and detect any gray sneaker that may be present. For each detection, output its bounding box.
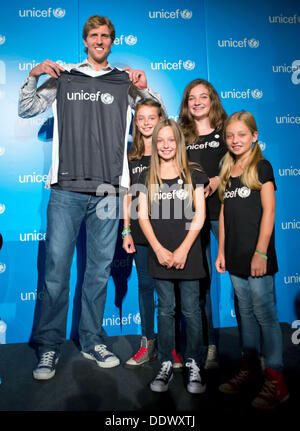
[81,344,120,368]
[205,345,219,370]
[125,336,156,368]
[33,351,59,380]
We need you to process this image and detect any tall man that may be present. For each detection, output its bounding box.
[18,15,165,380]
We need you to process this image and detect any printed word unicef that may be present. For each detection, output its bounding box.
[221,88,263,99]
[151,59,195,71]
[268,14,300,24]
[148,9,192,19]
[113,35,137,46]
[218,38,260,48]
[66,90,114,104]
[18,7,66,18]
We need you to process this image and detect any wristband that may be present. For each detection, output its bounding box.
[255,250,267,260]
[122,227,131,239]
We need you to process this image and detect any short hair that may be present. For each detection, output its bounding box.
[82,15,116,42]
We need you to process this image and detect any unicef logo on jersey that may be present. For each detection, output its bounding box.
[125,35,138,46]
[251,89,263,99]
[101,93,114,104]
[238,187,251,198]
[53,8,66,18]
[248,38,260,48]
[183,60,196,71]
[176,189,189,200]
[208,140,220,148]
[180,9,193,19]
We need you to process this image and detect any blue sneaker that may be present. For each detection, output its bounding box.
[33,351,59,380]
[81,344,120,368]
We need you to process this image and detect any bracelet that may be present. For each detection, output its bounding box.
[255,250,268,260]
[122,227,131,239]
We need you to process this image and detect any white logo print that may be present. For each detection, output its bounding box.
[0,263,6,274]
[259,141,266,151]
[176,189,189,200]
[0,35,5,45]
[101,93,114,104]
[0,204,5,214]
[251,89,263,99]
[248,38,260,48]
[238,187,251,198]
[291,59,300,84]
[125,35,137,45]
[183,60,195,70]
[180,9,193,19]
[208,141,220,148]
[133,313,141,324]
[53,8,65,18]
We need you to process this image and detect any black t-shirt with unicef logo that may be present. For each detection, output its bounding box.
[139,168,209,280]
[128,155,150,245]
[186,129,227,220]
[223,159,278,277]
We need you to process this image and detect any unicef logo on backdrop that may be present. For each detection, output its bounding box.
[133,313,141,324]
[217,37,260,48]
[180,10,193,19]
[0,204,5,214]
[53,8,65,18]
[0,35,5,45]
[248,38,260,48]
[183,60,195,71]
[125,35,137,46]
[251,89,263,99]
[0,263,6,274]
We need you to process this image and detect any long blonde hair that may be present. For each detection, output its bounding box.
[219,111,263,202]
[178,79,227,146]
[128,99,165,162]
[146,119,201,212]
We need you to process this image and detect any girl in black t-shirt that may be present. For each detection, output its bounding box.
[215,111,289,410]
[138,119,209,394]
[178,79,228,369]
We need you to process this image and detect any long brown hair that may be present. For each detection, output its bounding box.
[178,79,227,145]
[218,111,263,202]
[128,99,165,162]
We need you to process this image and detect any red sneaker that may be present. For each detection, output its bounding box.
[252,368,290,410]
[171,349,183,369]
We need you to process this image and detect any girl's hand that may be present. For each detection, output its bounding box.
[155,247,173,269]
[215,253,226,273]
[208,176,220,196]
[250,253,267,277]
[172,246,188,270]
[122,235,136,254]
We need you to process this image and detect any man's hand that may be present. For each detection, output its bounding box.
[29,60,65,79]
[123,67,148,90]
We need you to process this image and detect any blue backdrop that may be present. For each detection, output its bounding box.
[0,0,299,343]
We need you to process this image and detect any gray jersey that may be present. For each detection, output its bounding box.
[53,68,132,193]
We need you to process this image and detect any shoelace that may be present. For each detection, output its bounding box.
[229,369,250,387]
[132,346,148,360]
[39,351,56,367]
[94,344,111,356]
[257,379,276,400]
[186,359,200,381]
[156,361,172,380]
[171,350,182,363]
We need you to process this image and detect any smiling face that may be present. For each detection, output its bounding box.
[225,120,258,160]
[156,126,177,162]
[83,25,114,69]
[187,84,211,120]
[135,106,161,139]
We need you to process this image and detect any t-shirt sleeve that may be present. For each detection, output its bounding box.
[258,159,277,190]
[191,169,209,189]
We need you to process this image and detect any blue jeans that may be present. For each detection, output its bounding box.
[230,274,283,371]
[134,244,155,339]
[155,279,203,365]
[200,219,219,345]
[33,189,119,355]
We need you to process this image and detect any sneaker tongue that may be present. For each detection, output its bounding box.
[140,337,147,348]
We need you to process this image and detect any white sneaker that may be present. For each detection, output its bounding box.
[186,359,206,394]
[150,361,173,392]
[33,351,59,380]
[81,344,120,368]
